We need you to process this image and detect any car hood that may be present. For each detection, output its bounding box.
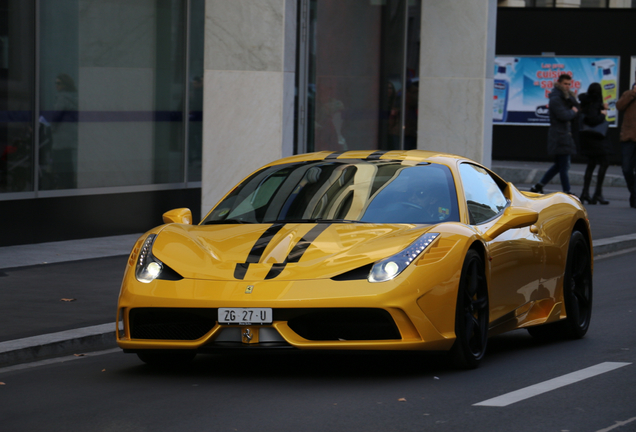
[151,223,436,281]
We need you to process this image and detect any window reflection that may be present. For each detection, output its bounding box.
[0,0,204,195]
[459,163,508,225]
[203,160,459,225]
[43,73,78,189]
[0,0,35,193]
[304,0,421,152]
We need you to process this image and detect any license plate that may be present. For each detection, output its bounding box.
[218,308,272,325]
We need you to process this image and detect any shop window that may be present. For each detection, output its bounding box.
[0,0,36,193]
[296,0,421,153]
[0,0,203,196]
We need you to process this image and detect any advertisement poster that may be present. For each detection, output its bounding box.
[493,55,620,126]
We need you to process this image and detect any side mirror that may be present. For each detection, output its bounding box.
[162,208,193,225]
[483,206,539,242]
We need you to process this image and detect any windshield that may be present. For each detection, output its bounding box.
[202,160,460,225]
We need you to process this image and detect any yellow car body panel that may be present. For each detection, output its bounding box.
[116,150,592,356]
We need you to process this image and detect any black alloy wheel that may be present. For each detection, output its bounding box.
[527,230,592,340]
[450,249,489,369]
[561,230,593,338]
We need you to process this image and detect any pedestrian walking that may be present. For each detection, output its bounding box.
[616,82,636,208]
[578,82,611,205]
[531,74,579,194]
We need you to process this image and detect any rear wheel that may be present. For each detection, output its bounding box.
[449,249,489,369]
[561,230,593,338]
[136,349,197,366]
[527,230,592,340]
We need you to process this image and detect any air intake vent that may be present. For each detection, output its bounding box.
[282,308,400,341]
[129,308,217,340]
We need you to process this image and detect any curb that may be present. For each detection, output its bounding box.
[1,236,634,369]
[592,233,636,256]
[0,323,119,368]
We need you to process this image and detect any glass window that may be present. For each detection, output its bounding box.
[203,160,459,225]
[459,163,508,225]
[187,0,204,182]
[299,0,421,153]
[0,0,35,193]
[36,0,201,191]
[0,0,203,199]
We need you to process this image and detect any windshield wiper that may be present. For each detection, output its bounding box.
[204,219,253,225]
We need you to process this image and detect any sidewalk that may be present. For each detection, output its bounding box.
[1,160,636,368]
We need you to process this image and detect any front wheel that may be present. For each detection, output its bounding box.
[449,249,489,369]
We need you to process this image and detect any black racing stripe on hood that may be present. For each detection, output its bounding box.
[265,223,330,280]
[325,151,344,160]
[233,263,250,280]
[247,223,285,263]
[365,150,387,160]
[234,223,285,280]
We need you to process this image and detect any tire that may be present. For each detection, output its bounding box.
[450,249,489,369]
[561,230,593,338]
[527,230,592,340]
[136,349,197,366]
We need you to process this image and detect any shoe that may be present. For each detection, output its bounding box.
[592,193,609,205]
[530,183,543,193]
[630,194,636,208]
[579,192,594,204]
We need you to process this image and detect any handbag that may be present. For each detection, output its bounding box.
[579,113,609,138]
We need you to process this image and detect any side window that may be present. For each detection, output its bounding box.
[459,163,508,225]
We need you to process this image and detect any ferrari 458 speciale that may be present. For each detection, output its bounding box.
[116,150,593,368]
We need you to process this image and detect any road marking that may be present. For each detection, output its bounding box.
[474,362,631,407]
[596,417,636,432]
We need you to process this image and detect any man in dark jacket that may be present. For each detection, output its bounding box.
[531,73,579,194]
[616,82,636,207]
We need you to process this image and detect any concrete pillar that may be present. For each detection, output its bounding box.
[201,0,296,213]
[417,0,497,167]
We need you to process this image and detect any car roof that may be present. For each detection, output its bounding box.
[262,150,471,168]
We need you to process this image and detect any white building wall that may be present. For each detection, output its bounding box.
[417,0,497,167]
[202,0,296,214]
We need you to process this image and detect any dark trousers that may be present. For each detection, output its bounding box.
[581,155,608,197]
[621,141,636,194]
[539,154,571,193]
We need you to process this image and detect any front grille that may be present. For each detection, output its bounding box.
[128,307,401,342]
[129,308,217,340]
[280,308,401,341]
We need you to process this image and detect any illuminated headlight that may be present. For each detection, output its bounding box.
[368,233,439,283]
[135,234,164,283]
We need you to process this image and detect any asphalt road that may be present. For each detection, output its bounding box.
[0,256,127,341]
[1,251,635,432]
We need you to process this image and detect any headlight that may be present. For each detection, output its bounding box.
[135,234,164,283]
[368,232,439,283]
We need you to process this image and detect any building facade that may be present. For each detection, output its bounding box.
[201,0,497,215]
[17,0,626,246]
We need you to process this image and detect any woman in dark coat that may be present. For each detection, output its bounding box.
[579,82,610,204]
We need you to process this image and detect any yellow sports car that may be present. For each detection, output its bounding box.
[116,150,593,369]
